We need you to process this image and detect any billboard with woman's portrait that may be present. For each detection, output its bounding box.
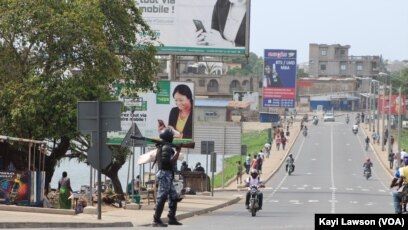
[109,81,194,144]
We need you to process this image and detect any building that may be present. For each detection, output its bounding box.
[308,43,386,79]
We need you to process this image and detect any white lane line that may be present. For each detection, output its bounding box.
[330,124,336,213]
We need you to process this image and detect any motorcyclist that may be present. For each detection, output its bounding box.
[285,154,295,172]
[365,136,370,150]
[391,157,408,214]
[303,125,308,136]
[363,157,373,175]
[352,124,358,133]
[245,169,264,210]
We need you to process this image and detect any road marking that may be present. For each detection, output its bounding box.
[361,188,370,192]
[296,187,305,190]
[312,187,321,190]
[349,201,358,204]
[280,187,289,190]
[308,200,319,203]
[345,188,354,191]
[311,158,317,161]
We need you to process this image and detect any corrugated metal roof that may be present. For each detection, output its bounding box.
[195,99,230,107]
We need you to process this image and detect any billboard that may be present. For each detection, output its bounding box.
[109,81,194,144]
[137,0,250,56]
[379,95,406,115]
[262,49,297,108]
[233,91,259,110]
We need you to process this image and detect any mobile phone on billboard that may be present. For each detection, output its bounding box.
[193,19,207,32]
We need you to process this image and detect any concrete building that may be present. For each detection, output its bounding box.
[308,43,386,79]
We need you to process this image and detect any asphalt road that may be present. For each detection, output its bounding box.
[176,116,394,230]
[12,115,395,230]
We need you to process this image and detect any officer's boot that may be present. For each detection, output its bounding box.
[152,202,167,227]
[168,202,182,225]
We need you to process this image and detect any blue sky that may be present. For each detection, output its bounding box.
[250,0,408,63]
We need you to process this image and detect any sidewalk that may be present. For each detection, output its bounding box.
[0,121,302,229]
[361,121,395,178]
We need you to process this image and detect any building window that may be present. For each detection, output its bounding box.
[340,49,346,55]
[199,79,205,87]
[207,79,219,93]
[320,63,326,71]
[320,48,327,56]
[357,63,363,71]
[229,80,241,94]
[340,62,347,71]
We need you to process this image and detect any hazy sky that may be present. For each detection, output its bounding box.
[250,0,408,63]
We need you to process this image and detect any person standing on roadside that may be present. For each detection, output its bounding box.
[236,161,243,184]
[58,171,73,209]
[264,142,271,159]
[245,154,251,174]
[152,128,182,227]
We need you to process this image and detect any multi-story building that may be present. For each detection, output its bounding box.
[308,43,386,79]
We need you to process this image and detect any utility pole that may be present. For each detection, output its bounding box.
[387,84,392,157]
[396,85,403,168]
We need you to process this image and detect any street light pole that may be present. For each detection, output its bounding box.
[387,84,392,157]
[397,86,402,168]
[381,84,386,151]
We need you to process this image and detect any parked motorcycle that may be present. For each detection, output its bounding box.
[248,185,261,217]
[363,168,371,180]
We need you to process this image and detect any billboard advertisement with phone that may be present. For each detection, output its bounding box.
[138,0,250,56]
[262,49,297,108]
[108,81,195,144]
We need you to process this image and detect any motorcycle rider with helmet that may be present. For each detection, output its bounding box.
[363,157,373,175]
[245,169,264,210]
[286,154,295,172]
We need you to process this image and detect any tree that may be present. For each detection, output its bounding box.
[0,0,159,194]
[390,67,408,95]
[225,52,263,76]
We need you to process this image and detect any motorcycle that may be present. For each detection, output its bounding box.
[313,118,318,126]
[363,168,371,180]
[303,129,308,137]
[346,117,349,124]
[352,128,358,135]
[248,185,261,217]
[287,162,294,176]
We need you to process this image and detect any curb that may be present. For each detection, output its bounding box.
[139,196,241,227]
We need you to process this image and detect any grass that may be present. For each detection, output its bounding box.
[213,129,269,188]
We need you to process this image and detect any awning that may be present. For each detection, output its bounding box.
[227,101,251,108]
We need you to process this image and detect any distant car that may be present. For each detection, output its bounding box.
[323,112,335,122]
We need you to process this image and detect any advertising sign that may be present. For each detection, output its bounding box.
[379,95,406,115]
[137,0,250,56]
[109,81,194,144]
[0,171,31,204]
[262,49,297,108]
[233,91,259,110]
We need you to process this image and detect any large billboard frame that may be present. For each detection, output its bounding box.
[137,0,250,56]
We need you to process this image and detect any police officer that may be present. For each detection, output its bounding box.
[152,128,182,227]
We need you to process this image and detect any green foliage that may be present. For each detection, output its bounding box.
[225,52,263,76]
[0,0,160,193]
[213,129,269,188]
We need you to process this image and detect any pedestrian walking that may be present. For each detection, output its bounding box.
[281,136,287,151]
[245,154,251,174]
[236,161,243,184]
[388,151,394,169]
[275,136,281,151]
